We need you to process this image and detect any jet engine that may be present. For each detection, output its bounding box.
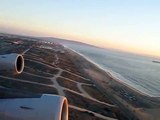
[0,53,24,74]
[0,94,68,120]
[0,53,69,120]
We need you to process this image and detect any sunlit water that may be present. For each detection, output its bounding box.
[65,44,160,97]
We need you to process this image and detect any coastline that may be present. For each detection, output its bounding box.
[65,46,160,120]
[65,46,157,98]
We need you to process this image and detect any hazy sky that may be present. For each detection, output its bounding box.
[0,0,160,57]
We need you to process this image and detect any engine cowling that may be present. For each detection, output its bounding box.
[0,53,24,74]
[0,54,69,120]
[0,94,68,120]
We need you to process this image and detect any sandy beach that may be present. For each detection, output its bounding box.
[67,48,160,120]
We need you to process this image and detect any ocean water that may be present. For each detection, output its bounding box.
[65,44,160,97]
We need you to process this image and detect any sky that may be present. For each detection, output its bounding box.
[0,0,160,57]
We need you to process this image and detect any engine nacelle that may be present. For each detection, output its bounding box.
[0,94,68,120]
[0,53,24,74]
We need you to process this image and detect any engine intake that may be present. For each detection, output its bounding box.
[0,53,24,74]
[0,94,68,120]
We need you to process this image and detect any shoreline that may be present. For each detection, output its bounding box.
[65,46,159,98]
[65,46,160,120]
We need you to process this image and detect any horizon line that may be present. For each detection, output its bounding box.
[0,31,160,59]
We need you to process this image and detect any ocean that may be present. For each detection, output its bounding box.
[65,43,160,97]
